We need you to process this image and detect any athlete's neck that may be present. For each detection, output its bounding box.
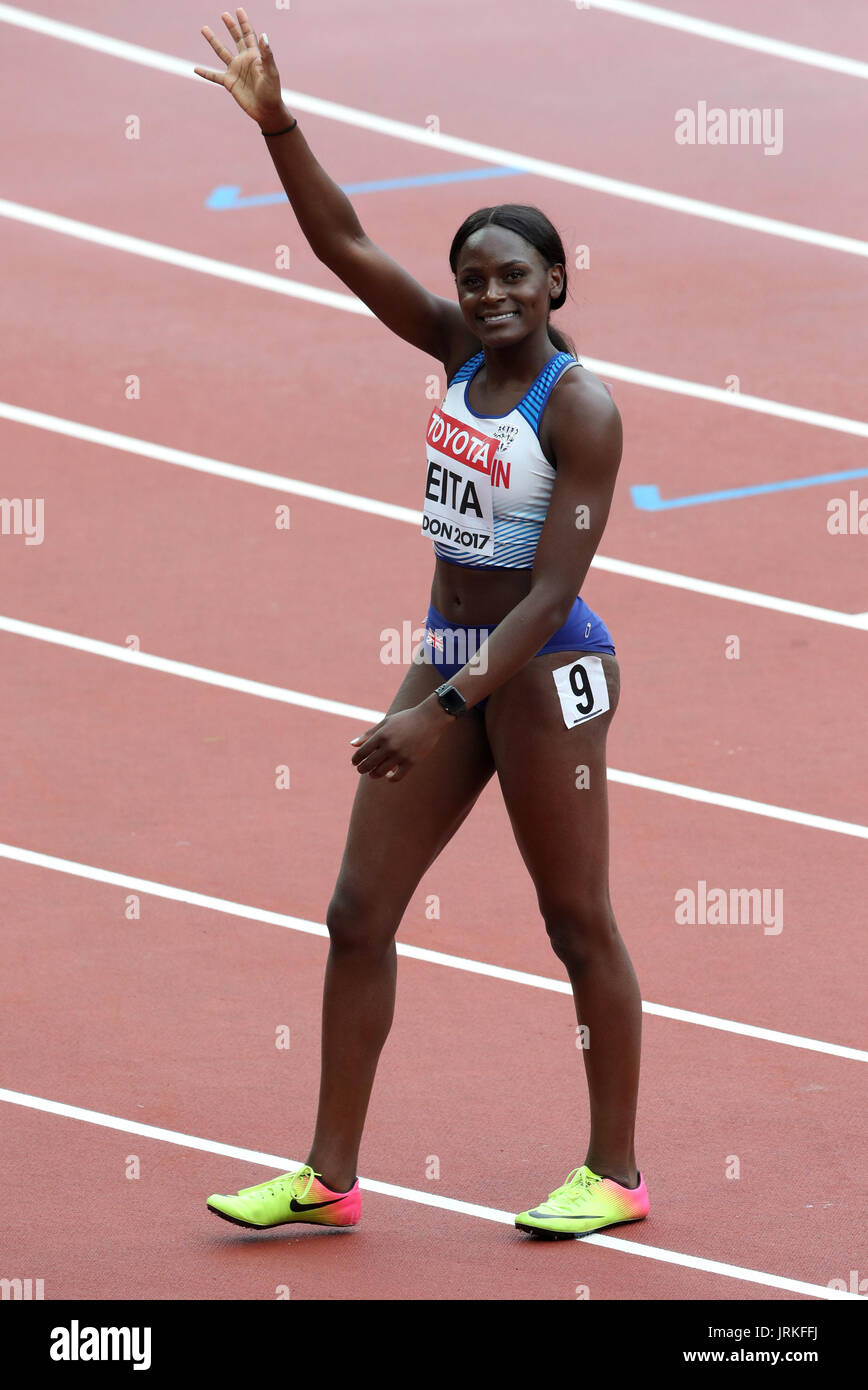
[479,327,562,391]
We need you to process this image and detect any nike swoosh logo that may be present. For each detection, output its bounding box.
[289,1196,347,1213]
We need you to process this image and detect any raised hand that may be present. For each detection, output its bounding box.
[194,7,288,128]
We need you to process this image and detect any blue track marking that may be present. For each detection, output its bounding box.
[632,467,868,511]
[207,164,524,210]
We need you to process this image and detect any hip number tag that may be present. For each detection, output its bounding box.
[552,655,610,729]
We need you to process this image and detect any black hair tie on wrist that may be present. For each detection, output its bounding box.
[262,118,298,138]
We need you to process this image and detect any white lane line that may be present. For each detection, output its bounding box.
[1,839,866,1061]
[0,1086,860,1298]
[2,402,867,632]
[0,398,418,525]
[605,768,868,840]
[2,618,868,839]
[4,211,868,458]
[580,357,868,441]
[4,303,868,437]
[587,557,868,631]
[0,7,867,258]
[0,614,384,723]
[0,203,859,454]
[2,616,867,840]
[588,0,868,81]
[0,199,370,316]
[5,197,868,481]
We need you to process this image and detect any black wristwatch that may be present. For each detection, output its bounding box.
[434,682,468,717]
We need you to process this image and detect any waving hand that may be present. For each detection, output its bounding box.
[195,7,286,127]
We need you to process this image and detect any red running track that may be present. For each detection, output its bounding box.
[0,0,866,1301]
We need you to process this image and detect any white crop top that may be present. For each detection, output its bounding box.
[421,349,580,569]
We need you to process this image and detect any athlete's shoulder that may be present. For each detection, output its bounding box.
[544,361,622,466]
[551,360,619,417]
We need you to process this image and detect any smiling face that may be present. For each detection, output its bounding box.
[454,225,564,341]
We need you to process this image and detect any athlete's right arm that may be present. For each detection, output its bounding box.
[196,10,476,366]
[265,124,471,363]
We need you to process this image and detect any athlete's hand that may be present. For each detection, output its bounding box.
[349,702,451,783]
[195,8,288,129]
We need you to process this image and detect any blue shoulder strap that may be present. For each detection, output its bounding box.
[446,351,484,390]
[516,352,578,433]
[446,349,579,430]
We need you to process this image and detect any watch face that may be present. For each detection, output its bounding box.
[436,683,466,715]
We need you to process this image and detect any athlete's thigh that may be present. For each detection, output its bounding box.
[483,650,620,905]
[332,650,496,918]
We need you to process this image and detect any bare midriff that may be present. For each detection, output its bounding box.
[430,555,535,626]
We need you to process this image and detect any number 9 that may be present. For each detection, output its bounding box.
[568,661,594,714]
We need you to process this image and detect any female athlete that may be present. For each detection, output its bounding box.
[197,8,648,1240]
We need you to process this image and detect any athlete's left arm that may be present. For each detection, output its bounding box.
[526,372,623,626]
[436,372,623,707]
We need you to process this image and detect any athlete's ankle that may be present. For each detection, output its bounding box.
[321,1175,357,1194]
[586,1160,640,1189]
[305,1158,357,1194]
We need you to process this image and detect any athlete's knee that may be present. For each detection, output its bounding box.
[540,894,618,969]
[326,882,401,954]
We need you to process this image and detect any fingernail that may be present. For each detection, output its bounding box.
[261,32,269,45]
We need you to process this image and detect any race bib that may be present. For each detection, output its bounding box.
[422,407,498,560]
[552,655,610,729]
